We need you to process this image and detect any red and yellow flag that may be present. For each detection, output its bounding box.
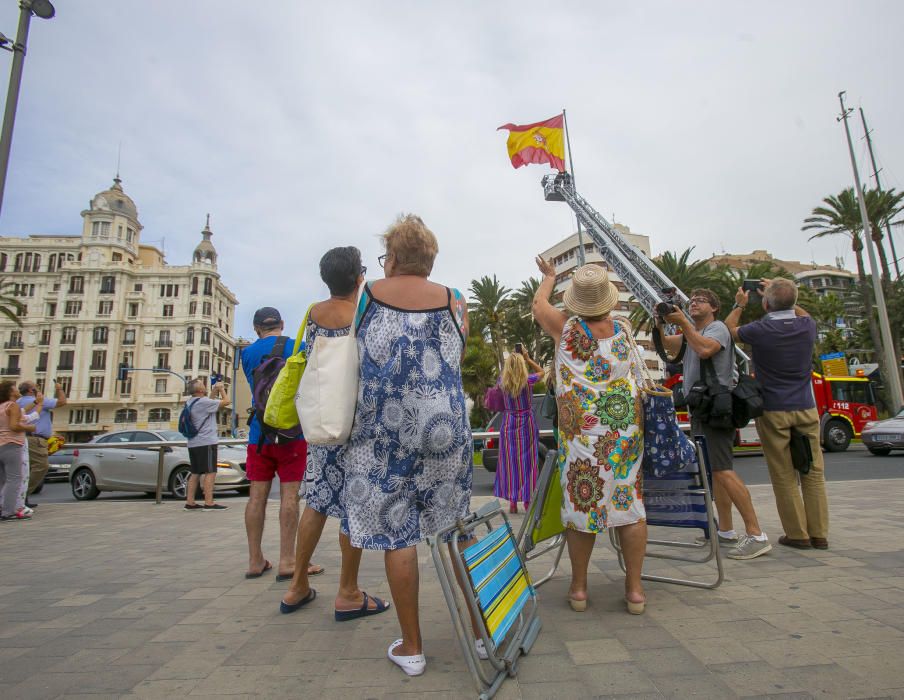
[497,114,565,171]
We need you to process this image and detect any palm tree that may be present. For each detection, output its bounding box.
[468,275,511,372]
[0,278,25,326]
[504,278,554,366]
[864,187,904,283]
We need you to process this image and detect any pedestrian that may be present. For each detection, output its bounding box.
[281,246,389,623]
[657,288,772,560]
[345,214,473,676]
[1,381,37,521]
[182,378,231,511]
[532,259,648,614]
[726,278,829,550]
[17,379,67,507]
[494,347,543,514]
[242,307,323,580]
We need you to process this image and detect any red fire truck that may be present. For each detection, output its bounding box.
[667,371,877,452]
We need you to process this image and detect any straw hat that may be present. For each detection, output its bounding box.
[563,264,620,318]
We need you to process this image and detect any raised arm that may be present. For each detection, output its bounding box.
[532,255,568,344]
[663,309,722,358]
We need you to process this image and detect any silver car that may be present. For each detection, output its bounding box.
[69,429,250,500]
[861,408,904,456]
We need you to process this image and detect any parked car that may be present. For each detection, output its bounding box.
[26,447,76,494]
[480,394,556,473]
[69,429,250,500]
[861,408,904,456]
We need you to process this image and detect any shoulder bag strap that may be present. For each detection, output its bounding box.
[619,318,655,390]
[353,282,370,336]
[291,304,315,356]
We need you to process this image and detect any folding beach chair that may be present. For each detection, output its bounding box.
[609,434,724,589]
[427,501,542,700]
[516,446,567,588]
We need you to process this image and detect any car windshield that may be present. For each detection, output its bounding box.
[158,430,185,442]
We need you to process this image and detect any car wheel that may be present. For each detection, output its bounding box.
[823,419,852,452]
[169,466,194,500]
[867,446,892,456]
[31,478,44,495]
[71,468,100,500]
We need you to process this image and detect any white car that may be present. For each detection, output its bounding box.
[861,408,904,456]
[69,429,250,500]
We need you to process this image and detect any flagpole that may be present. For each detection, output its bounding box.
[563,109,586,265]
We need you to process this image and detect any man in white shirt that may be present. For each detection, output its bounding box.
[183,378,230,511]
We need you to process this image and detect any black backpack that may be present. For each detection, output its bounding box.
[249,337,303,451]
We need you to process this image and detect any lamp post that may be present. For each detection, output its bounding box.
[0,0,55,219]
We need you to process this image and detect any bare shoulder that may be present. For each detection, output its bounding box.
[371,277,449,309]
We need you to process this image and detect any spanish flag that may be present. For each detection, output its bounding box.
[497,114,565,171]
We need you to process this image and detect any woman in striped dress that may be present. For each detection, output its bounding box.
[494,348,544,513]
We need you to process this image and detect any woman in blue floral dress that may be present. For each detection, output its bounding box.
[533,259,648,616]
[345,215,472,677]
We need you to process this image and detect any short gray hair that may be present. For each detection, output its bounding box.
[764,278,798,311]
[187,379,206,395]
[18,380,35,394]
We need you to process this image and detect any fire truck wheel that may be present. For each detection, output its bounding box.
[823,419,852,452]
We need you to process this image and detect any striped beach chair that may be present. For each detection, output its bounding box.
[427,501,542,700]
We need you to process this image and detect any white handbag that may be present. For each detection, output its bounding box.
[295,292,362,445]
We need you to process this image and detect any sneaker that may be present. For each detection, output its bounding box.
[21,506,34,516]
[726,535,772,560]
[184,503,204,511]
[203,503,228,511]
[0,510,32,521]
[695,533,738,546]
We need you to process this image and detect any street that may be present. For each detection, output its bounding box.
[30,443,903,505]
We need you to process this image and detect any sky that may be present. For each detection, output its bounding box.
[1,1,902,337]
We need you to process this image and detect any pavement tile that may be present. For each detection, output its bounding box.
[707,660,808,696]
[565,638,632,665]
[577,661,660,695]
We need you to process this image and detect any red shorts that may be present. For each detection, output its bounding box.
[245,440,307,483]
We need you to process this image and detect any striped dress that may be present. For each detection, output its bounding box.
[493,374,540,503]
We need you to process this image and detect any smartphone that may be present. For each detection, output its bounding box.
[514,343,523,354]
[742,279,763,303]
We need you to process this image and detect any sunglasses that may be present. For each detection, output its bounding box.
[378,254,387,268]
[360,266,368,277]
[688,297,713,306]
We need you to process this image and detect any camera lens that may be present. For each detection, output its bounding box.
[655,302,674,316]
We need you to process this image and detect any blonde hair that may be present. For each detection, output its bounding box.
[502,353,529,397]
[382,214,439,277]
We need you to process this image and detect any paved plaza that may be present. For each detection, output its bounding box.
[2,479,904,699]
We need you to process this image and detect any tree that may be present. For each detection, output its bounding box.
[863,187,904,283]
[460,327,499,428]
[468,275,510,372]
[0,278,24,326]
[504,278,554,367]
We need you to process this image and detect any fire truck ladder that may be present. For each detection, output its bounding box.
[541,171,750,366]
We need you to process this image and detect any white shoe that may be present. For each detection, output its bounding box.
[387,639,426,676]
[475,639,489,660]
[21,506,34,516]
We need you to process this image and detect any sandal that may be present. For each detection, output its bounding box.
[244,560,272,579]
[625,596,645,615]
[279,588,316,614]
[387,639,426,676]
[568,596,587,612]
[334,592,391,622]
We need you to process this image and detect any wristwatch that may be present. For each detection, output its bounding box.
[732,303,746,310]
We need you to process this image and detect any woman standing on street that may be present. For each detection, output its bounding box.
[0,381,37,521]
[494,348,543,513]
[532,259,648,615]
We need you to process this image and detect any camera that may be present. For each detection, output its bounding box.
[514,343,523,355]
[210,373,224,387]
[655,287,681,317]
[655,301,677,316]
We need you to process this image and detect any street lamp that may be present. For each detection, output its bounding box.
[0,0,55,218]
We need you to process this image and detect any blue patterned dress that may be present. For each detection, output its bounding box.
[342,285,472,550]
[300,319,351,529]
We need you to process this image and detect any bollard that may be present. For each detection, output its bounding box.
[155,446,166,505]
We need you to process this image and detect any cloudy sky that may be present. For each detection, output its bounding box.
[1,1,902,336]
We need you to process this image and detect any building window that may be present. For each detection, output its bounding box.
[185,326,194,344]
[3,355,20,374]
[88,376,104,398]
[203,278,213,296]
[122,329,136,346]
[156,352,170,370]
[60,326,77,344]
[159,283,179,298]
[36,352,48,373]
[115,408,137,423]
[91,221,111,239]
[189,301,197,315]
[69,276,84,294]
[148,408,170,422]
[128,302,139,318]
[133,283,143,292]
[58,350,74,371]
[100,276,116,294]
[39,329,50,345]
[93,327,108,344]
[156,330,172,348]
[0,252,6,271]
[155,378,167,394]
[191,277,198,294]
[202,302,212,317]
[199,350,210,370]
[58,376,71,394]
[64,301,82,317]
[46,303,56,317]
[119,377,132,395]
[97,300,113,316]
[184,349,194,370]
[90,349,107,370]
[111,252,122,262]
[200,327,211,345]
[126,227,134,243]
[162,304,174,317]
[5,330,22,349]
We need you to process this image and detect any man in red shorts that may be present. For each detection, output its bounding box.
[241,307,323,581]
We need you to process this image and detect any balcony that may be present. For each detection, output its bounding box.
[38,338,50,347]
[35,364,47,373]
[90,363,106,371]
[154,340,173,348]
[4,340,24,349]
[122,337,135,346]
[57,363,74,371]
[153,365,171,373]
[0,367,21,376]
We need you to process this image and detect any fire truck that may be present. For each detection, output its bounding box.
[665,371,877,452]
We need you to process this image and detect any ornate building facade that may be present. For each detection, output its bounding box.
[0,177,238,441]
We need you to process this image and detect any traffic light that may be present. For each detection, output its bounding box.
[117,363,130,382]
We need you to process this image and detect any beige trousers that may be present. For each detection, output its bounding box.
[755,408,829,540]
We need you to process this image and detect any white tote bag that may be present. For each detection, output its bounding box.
[295,300,361,445]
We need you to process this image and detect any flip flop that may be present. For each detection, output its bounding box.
[280,588,316,614]
[275,564,324,583]
[335,592,391,622]
[244,560,272,579]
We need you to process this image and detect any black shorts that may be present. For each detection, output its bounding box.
[188,444,218,475]
[690,414,735,472]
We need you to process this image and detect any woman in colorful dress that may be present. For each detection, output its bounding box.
[281,246,390,622]
[344,215,472,677]
[494,348,543,513]
[532,259,648,615]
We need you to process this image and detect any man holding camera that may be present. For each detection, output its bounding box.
[657,289,771,560]
[726,278,828,550]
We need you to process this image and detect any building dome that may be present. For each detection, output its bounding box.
[89,175,139,222]
[193,214,217,266]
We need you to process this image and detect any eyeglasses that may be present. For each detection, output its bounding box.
[378,254,387,268]
[689,297,712,306]
[360,266,367,277]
